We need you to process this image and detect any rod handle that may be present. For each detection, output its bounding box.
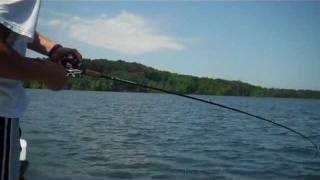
[83,69,102,78]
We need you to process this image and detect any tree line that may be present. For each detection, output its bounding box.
[22,58,320,99]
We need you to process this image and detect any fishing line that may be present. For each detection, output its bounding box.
[82,69,319,153]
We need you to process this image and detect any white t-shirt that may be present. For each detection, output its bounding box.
[0,0,41,118]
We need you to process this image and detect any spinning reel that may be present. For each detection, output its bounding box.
[60,53,82,77]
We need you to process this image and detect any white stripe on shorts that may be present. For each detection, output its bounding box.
[0,118,20,180]
[1,118,8,180]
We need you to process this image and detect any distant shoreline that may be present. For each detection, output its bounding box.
[23,59,320,99]
[25,88,320,100]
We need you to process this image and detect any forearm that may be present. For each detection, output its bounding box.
[27,32,56,56]
[0,43,49,81]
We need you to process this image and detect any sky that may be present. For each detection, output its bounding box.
[29,1,320,91]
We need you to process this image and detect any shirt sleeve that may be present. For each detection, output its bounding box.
[0,0,41,39]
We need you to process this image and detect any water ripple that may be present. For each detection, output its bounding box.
[21,90,320,179]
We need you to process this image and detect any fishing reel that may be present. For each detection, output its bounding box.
[58,53,83,77]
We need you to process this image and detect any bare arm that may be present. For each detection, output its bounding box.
[28,32,82,61]
[27,32,55,56]
[0,25,66,90]
[0,26,48,81]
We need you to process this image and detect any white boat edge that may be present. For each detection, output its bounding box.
[20,139,29,178]
[20,139,27,161]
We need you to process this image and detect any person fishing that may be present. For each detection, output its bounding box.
[0,0,81,179]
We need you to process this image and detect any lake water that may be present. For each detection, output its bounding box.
[21,89,320,180]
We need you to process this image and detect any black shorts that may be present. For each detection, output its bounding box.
[0,117,20,180]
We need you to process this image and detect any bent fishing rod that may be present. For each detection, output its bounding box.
[60,54,320,153]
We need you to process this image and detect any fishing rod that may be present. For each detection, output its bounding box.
[61,54,320,153]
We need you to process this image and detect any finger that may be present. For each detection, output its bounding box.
[71,49,82,61]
